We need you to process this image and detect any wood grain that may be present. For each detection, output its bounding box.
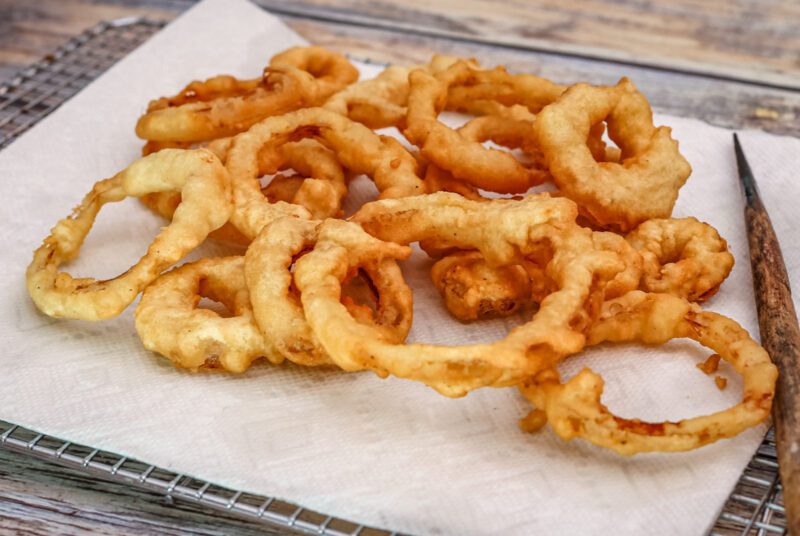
[737,135,800,533]
[260,0,800,90]
[0,448,282,535]
[282,17,800,136]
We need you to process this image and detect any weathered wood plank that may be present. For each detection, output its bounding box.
[0,447,283,535]
[282,17,800,136]
[261,0,800,89]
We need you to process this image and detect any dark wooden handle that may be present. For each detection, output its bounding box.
[745,199,800,532]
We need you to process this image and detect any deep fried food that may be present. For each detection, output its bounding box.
[226,107,425,239]
[27,149,231,321]
[430,251,534,321]
[269,46,360,101]
[300,193,624,397]
[533,78,691,231]
[141,138,346,245]
[626,217,734,301]
[405,61,560,193]
[697,353,722,375]
[520,291,777,455]
[430,230,641,322]
[244,217,414,366]
[27,46,771,458]
[136,46,358,143]
[135,256,282,372]
[323,55,471,129]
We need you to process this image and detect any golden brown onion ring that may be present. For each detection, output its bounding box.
[626,217,734,302]
[520,291,777,455]
[298,193,624,397]
[533,78,692,231]
[226,107,425,240]
[323,55,474,129]
[269,46,360,101]
[429,231,641,322]
[405,61,560,194]
[136,47,358,143]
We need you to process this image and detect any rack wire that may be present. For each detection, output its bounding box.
[0,16,787,536]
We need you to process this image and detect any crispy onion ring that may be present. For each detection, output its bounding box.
[430,251,535,321]
[405,61,560,193]
[296,193,624,397]
[324,65,415,129]
[245,217,413,366]
[135,256,282,372]
[136,47,358,143]
[269,46,360,100]
[423,114,620,200]
[27,149,231,320]
[519,291,777,455]
[323,55,472,129]
[626,217,734,302]
[226,107,426,240]
[445,65,565,117]
[533,78,692,231]
[430,231,641,322]
[141,138,347,246]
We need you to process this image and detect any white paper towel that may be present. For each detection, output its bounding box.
[1,0,798,534]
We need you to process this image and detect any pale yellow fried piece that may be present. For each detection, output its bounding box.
[135,256,282,372]
[244,217,413,367]
[26,149,231,321]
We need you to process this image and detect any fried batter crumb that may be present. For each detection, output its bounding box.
[715,376,728,390]
[697,353,721,375]
[520,409,547,433]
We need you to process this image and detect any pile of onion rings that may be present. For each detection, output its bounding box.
[26,45,775,456]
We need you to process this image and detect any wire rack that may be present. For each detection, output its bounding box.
[0,16,787,536]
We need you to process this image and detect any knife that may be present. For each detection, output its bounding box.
[734,132,800,532]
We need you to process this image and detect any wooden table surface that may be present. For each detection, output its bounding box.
[1,0,799,534]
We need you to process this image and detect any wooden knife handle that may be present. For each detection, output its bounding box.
[745,197,800,531]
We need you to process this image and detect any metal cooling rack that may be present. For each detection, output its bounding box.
[0,16,787,536]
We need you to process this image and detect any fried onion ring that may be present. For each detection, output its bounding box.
[135,256,282,372]
[519,291,777,455]
[245,217,413,366]
[626,217,734,302]
[27,149,231,320]
[297,193,624,397]
[136,47,358,143]
[226,107,425,239]
[533,78,691,231]
[430,231,641,322]
[405,62,560,193]
[323,55,473,129]
[141,138,346,245]
[269,46,360,101]
[430,251,534,321]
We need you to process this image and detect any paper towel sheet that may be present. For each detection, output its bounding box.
[1,0,798,534]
